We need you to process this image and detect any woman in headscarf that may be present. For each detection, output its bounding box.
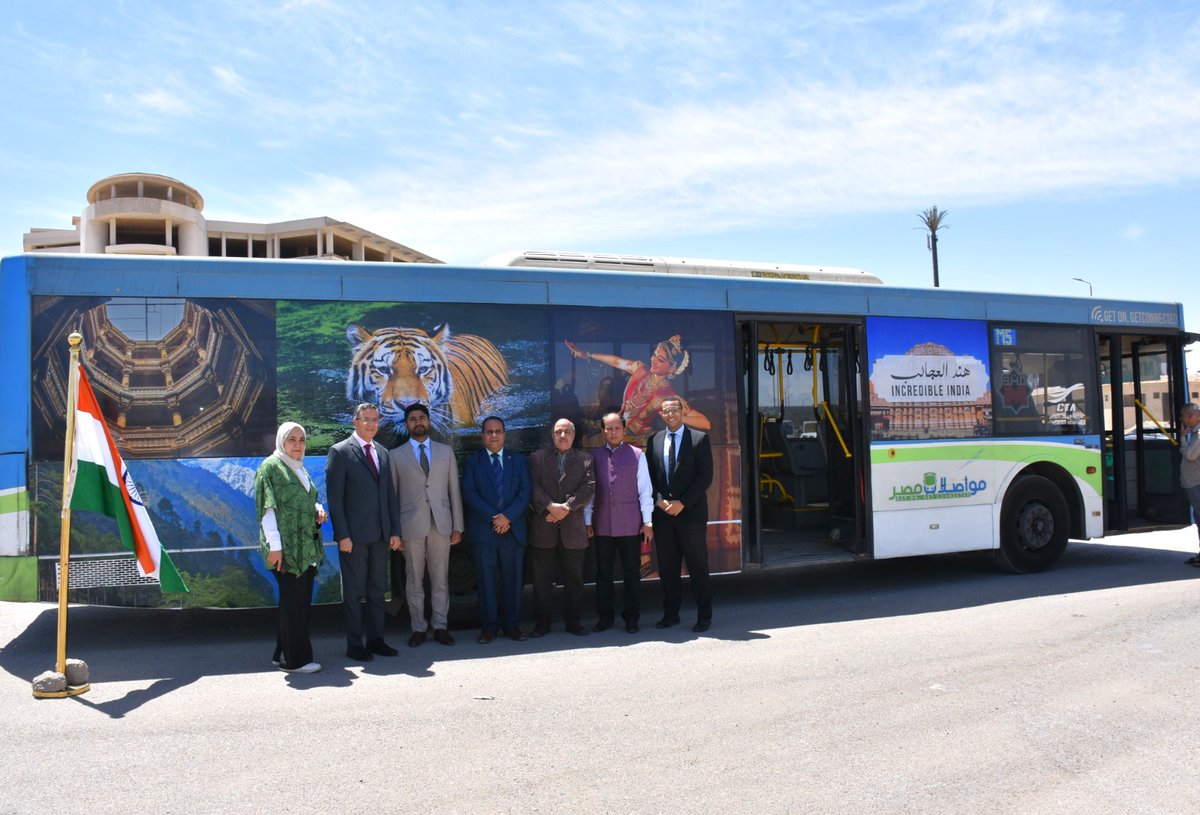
[564,335,711,438]
[255,422,327,674]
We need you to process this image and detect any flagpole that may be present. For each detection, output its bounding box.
[32,332,89,698]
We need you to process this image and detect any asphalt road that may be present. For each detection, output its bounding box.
[3,529,1200,815]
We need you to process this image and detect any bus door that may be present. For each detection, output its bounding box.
[1098,332,1191,530]
[746,320,865,567]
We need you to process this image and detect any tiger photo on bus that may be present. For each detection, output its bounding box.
[345,321,509,440]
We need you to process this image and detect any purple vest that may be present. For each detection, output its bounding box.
[591,443,643,537]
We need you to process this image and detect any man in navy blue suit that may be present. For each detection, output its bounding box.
[462,415,531,644]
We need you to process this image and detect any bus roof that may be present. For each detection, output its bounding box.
[1,252,1184,331]
[482,249,883,285]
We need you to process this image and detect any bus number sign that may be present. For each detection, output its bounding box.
[993,328,1016,346]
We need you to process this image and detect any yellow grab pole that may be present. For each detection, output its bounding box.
[1133,398,1179,448]
[819,400,852,459]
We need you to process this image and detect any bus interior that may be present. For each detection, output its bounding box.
[744,320,866,568]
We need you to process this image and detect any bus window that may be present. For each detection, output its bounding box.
[991,325,1094,436]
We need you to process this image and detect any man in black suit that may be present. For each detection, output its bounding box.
[326,403,402,661]
[646,396,713,633]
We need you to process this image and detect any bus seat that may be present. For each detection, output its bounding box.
[763,420,827,505]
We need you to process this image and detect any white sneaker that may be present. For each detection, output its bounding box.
[280,662,321,674]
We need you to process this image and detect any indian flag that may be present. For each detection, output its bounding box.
[65,364,187,593]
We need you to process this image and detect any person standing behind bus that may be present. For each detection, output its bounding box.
[646,397,714,632]
[255,422,326,673]
[585,412,653,634]
[1180,403,1200,565]
[462,416,531,643]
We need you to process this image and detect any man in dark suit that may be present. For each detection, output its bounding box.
[326,403,402,661]
[462,416,531,644]
[527,418,596,637]
[646,396,714,633]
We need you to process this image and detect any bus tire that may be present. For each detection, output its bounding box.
[996,475,1069,573]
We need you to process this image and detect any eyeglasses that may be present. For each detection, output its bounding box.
[660,407,682,415]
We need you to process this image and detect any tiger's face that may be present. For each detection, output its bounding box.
[346,324,453,432]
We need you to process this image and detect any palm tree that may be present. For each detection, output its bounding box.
[918,206,949,287]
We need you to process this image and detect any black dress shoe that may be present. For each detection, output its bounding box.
[367,640,399,657]
[565,623,589,636]
[529,623,550,638]
[592,619,613,633]
[504,626,527,642]
[346,645,374,661]
[433,628,455,645]
[408,631,427,648]
[477,629,496,644]
[625,621,640,634]
[692,620,711,633]
[655,615,680,629]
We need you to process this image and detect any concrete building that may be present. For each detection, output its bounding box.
[23,172,440,264]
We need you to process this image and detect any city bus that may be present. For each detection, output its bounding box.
[0,252,1191,609]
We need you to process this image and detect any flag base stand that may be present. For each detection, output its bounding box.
[32,682,90,699]
[31,659,91,698]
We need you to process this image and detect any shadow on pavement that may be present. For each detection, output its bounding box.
[3,536,1196,715]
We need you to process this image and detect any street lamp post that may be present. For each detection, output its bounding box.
[1072,277,1093,297]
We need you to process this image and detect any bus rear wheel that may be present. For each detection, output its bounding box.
[996,475,1069,573]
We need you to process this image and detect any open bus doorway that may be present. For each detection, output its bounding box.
[1099,332,1192,531]
[743,321,865,567]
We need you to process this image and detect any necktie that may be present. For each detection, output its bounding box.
[419,443,430,477]
[490,452,503,495]
[667,431,676,474]
[364,443,378,479]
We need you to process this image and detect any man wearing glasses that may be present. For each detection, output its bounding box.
[462,416,532,643]
[646,397,714,632]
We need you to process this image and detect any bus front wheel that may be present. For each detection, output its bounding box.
[996,475,1069,573]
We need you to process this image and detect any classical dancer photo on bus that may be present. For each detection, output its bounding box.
[563,334,710,438]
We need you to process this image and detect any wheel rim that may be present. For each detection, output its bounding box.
[1016,501,1055,551]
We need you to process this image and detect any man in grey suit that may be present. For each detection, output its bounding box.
[326,403,402,661]
[388,403,463,647]
[528,418,596,637]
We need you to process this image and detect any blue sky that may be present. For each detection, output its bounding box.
[3,1,1198,346]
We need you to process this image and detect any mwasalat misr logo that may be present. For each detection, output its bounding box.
[889,471,988,501]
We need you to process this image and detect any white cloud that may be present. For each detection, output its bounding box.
[14,0,1194,267]
[134,89,193,117]
[1123,224,1146,241]
[212,65,249,96]
[255,48,1200,264]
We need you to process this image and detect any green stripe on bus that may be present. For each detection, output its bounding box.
[0,488,29,514]
[870,442,1102,493]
